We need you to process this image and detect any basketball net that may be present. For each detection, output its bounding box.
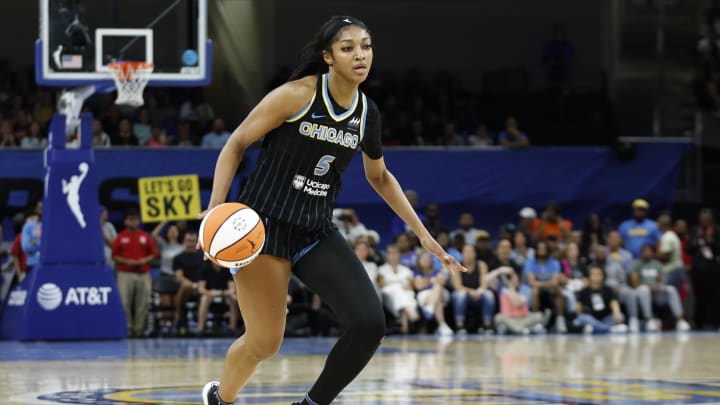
[108,61,154,107]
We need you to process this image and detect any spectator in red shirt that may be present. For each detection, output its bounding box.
[112,208,159,337]
[9,233,27,284]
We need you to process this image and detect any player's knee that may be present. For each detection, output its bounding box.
[245,332,284,361]
[351,315,386,345]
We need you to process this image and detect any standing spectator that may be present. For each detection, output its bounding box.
[542,24,575,92]
[201,118,231,149]
[689,236,720,329]
[151,221,184,276]
[92,118,111,148]
[197,261,239,335]
[413,252,452,336]
[530,202,572,241]
[510,230,535,268]
[378,245,418,334]
[497,116,530,148]
[494,271,545,335]
[689,208,719,257]
[524,240,566,332]
[451,212,479,245]
[628,244,691,332]
[100,206,117,267]
[21,210,41,272]
[574,266,628,334]
[173,232,204,331]
[422,203,447,238]
[618,199,660,258]
[657,214,685,292]
[580,213,605,260]
[673,219,691,269]
[606,230,633,272]
[111,209,159,337]
[391,190,426,237]
[451,245,496,334]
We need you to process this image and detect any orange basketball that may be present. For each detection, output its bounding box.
[198,203,265,268]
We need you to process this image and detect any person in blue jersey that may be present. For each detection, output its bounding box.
[200,16,466,405]
[618,199,661,258]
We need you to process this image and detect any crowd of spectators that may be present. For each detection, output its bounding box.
[3,196,718,338]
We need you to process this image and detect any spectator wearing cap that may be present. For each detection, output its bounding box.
[451,212,480,245]
[618,199,661,258]
[518,207,537,235]
[112,208,159,337]
[530,203,572,242]
[474,230,497,264]
[391,190,426,237]
[499,223,517,243]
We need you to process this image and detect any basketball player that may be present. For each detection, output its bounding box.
[201,16,466,405]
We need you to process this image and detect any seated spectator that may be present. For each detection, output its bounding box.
[618,199,660,258]
[173,232,204,332]
[574,265,628,334]
[606,230,633,272]
[173,120,198,146]
[92,119,111,148]
[336,209,368,242]
[629,244,690,332]
[395,233,418,270]
[499,223,516,244]
[467,123,494,146]
[517,207,537,235]
[201,118,231,148]
[628,244,662,332]
[147,126,169,148]
[354,239,380,298]
[378,245,419,334]
[495,271,545,335]
[197,261,239,335]
[451,244,496,334]
[413,252,452,336]
[559,241,587,314]
[530,202,572,241]
[474,230,497,264]
[546,234,561,259]
[0,119,17,147]
[510,230,535,267]
[580,213,605,260]
[592,244,645,331]
[422,203,447,238]
[497,116,530,148]
[391,190,426,237]
[524,240,566,332]
[451,212,479,245]
[112,118,139,146]
[20,122,46,149]
[133,108,152,145]
[436,122,465,146]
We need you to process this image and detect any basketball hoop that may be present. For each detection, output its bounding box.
[108,61,154,107]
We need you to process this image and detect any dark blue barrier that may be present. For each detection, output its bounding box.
[0,144,690,246]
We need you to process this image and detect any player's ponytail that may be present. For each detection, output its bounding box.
[288,15,369,81]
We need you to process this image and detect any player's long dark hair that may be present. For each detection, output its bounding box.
[288,16,369,81]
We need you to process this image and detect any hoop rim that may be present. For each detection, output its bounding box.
[107,61,154,81]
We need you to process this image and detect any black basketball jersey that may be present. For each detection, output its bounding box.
[239,73,383,231]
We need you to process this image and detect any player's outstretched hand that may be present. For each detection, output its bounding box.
[419,235,468,275]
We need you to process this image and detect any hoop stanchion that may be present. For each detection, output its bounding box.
[108,61,154,107]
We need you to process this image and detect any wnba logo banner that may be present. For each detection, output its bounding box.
[1,112,126,340]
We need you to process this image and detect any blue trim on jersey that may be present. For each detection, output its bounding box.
[359,94,368,142]
[286,89,317,123]
[322,73,358,121]
[291,239,321,266]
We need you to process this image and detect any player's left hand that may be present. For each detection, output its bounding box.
[419,235,467,275]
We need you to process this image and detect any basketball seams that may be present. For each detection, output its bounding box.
[206,206,249,255]
[214,220,263,260]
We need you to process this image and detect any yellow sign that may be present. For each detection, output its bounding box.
[137,174,201,222]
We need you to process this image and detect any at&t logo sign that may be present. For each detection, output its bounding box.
[36,283,113,311]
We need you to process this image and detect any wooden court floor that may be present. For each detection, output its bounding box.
[1,333,720,404]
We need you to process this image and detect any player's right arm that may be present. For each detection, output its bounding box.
[204,76,317,211]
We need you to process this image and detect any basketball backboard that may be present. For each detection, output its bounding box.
[37,0,211,88]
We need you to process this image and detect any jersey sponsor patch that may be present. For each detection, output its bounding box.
[291,174,331,197]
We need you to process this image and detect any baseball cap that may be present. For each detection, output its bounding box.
[519,207,537,219]
[632,199,649,209]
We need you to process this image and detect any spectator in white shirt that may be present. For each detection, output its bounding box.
[657,213,685,292]
[378,245,419,334]
[451,212,479,245]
